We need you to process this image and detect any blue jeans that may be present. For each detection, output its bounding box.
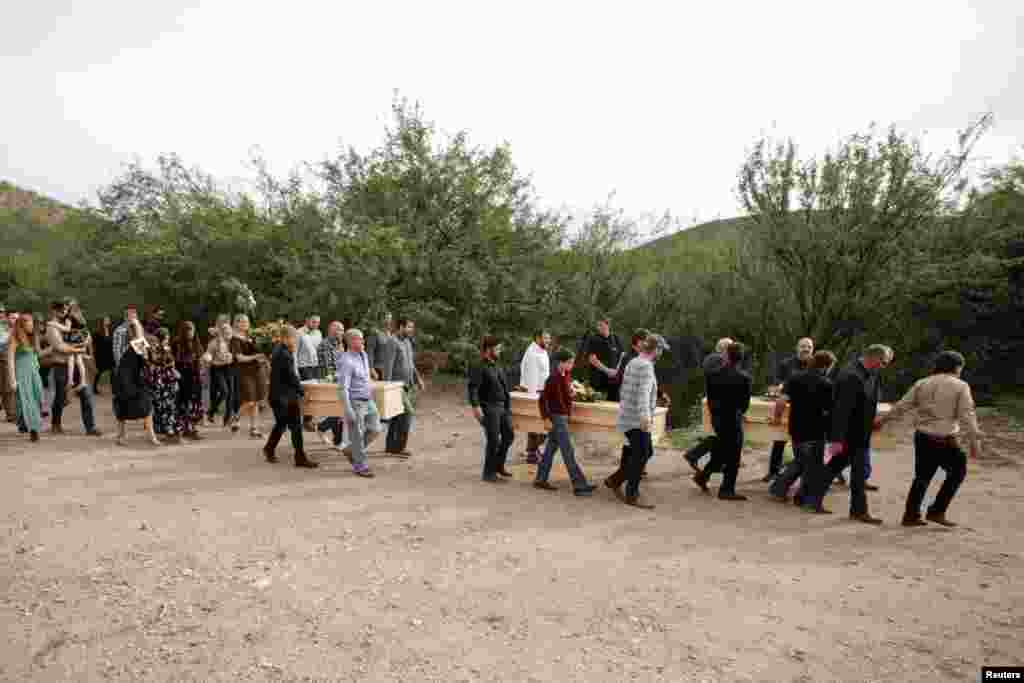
[51,365,96,432]
[345,399,382,471]
[536,415,589,491]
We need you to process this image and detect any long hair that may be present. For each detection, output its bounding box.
[93,316,111,338]
[12,316,34,349]
[172,320,203,358]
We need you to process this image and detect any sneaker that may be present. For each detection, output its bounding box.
[573,488,594,497]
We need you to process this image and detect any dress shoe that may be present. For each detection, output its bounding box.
[30,431,40,442]
[86,430,103,437]
[902,516,927,527]
[718,492,748,501]
[482,475,508,483]
[684,455,701,472]
[850,512,883,525]
[692,471,709,493]
[604,476,621,490]
[533,480,558,491]
[262,448,278,463]
[573,488,594,497]
[925,513,957,527]
[865,483,880,491]
[624,495,655,509]
[294,458,320,469]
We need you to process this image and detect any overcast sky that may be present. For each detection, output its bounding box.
[2,0,1021,229]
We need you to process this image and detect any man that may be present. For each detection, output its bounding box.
[111,305,140,369]
[366,312,399,381]
[337,329,383,478]
[262,326,317,468]
[316,321,345,448]
[611,334,661,508]
[837,345,893,490]
[0,305,16,422]
[807,344,889,524]
[583,317,625,402]
[534,349,596,496]
[693,343,751,501]
[295,315,322,430]
[46,301,102,437]
[877,350,981,527]
[768,350,836,512]
[468,335,514,483]
[684,337,734,470]
[764,338,815,482]
[604,329,651,489]
[386,318,425,457]
[519,330,552,464]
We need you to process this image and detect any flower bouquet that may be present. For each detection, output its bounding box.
[571,381,605,403]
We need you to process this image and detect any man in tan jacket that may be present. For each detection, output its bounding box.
[877,350,981,528]
[45,301,101,436]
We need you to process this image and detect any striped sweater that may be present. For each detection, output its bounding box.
[617,356,657,432]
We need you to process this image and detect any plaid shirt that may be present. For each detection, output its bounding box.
[317,336,343,375]
[112,321,129,368]
[617,356,657,433]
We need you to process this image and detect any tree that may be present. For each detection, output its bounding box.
[736,115,992,355]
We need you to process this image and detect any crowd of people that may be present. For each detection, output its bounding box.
[468,318,983,528]
[1,301,984,526]
[0,301,424,479]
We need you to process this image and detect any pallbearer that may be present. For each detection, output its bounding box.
[262,326,318,468]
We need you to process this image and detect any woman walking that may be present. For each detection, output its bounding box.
[232,314,268,438]
[172,321,205,440]
[146,327,180,443]
[113,320,160,447]
[206,322,237,430]
[6,315,44,442]
[91,316,114,395]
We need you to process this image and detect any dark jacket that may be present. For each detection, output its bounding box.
[113,346,152,421]
[783,368,833,443]
[539,370,573,419]
[467,359,510,409]
[270,344,304,404]
[829,360,879,448]
[775,354,810,385]
[706,364,752,424]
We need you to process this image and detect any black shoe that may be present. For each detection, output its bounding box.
[294,457,320,469]
[864,483,879,491]
[902,516,927,527]
[624,495,655,509]
[86,429,103,437]
[692,472,709,493]
[925,513,957,527]
[483,475,507,483]
[718,492,748,501]
[684,455,701,472]
[573,485,596,496]
[604,476,621,490]
[30,431,39,442]
[263,448,278,463]
[850,513,883,525]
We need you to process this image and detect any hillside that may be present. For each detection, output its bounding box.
[0,180,70,225]
[636,215,755,252]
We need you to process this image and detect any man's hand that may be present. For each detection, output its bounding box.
[472,406,483,423]
[543,419,552,433]
[640,416,652,433]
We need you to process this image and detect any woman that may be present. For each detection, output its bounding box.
[172,321,205,440]
[145,327,180,443]
[6,315,44,441]
[113,320,160,447]
[206,322,237,429]
[262,326,317,468]
[91,316,114,395]
[231,314,269,438]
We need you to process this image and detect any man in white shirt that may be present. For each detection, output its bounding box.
[519,330,551,464]
[296,315,322,430]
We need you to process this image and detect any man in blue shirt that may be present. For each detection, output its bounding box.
[337,329,384,478]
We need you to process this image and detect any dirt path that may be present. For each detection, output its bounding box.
[1,380,1022,682]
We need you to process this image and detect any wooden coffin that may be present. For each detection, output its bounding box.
[701,397,898,448]
[509,391,669,443]
[301,380,406,420]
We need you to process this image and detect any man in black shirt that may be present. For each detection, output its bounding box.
[684,337,734,470]
[806,344,889,524]
[583,317,624,402]
[693,343,752,501]
[764,338,814,481]
[467,335,514,483]
[768,350,836,511]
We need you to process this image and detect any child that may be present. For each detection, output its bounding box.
[534,349,597,496]
[48,301,89,398]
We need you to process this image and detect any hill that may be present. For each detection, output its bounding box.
[636,215,754,252]
[0,180,70,225]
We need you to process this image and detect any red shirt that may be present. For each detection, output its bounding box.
[539,369,573,419]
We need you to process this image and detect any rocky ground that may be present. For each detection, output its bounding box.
[1,377,1022,682]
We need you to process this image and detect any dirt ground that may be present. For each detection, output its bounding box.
[2,378,1022,682]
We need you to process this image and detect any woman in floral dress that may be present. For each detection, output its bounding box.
[172,321,205,440]
[145,327,180,443]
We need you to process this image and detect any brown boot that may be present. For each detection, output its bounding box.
[262,447,278,463]
[925,512,957,527]
[294,451,319,468]
[850,512,883,525]
[624,494,655,509]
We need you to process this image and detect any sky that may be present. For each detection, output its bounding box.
[2,0,1022,232]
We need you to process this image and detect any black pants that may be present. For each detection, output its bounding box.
[769,440,786,475]
[481,405,514,478]
[92,364,113,393]
[685,435,717,466]
[606,441,634,488]
[814,445,870,515]
[905,432,967,518]
[386,403,412,453]
[770,440,825,503]
[266,398,304,455]
[228,365,241,416]
[623,429,653,498]
[208,365,234,422]
[704,414,743,494]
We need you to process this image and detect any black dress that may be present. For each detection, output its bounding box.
[94,332,114,375]
[113,347,153,420]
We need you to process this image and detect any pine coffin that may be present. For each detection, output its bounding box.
[701,397,898,448]
[301,380,406,420]
[509,391,669,442]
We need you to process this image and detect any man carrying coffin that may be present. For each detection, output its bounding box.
[764,337,815,482]
[519,330,551,464]
[582,317,624,402]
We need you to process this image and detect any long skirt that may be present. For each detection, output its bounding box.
[14,349,44,432]
[146,367,178,435]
